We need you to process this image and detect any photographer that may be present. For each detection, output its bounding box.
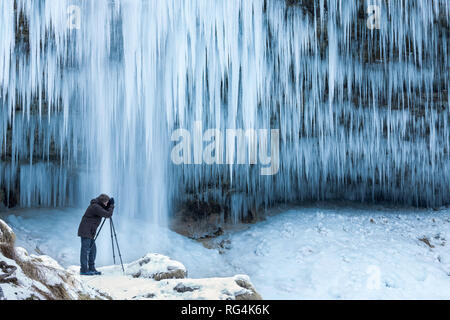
[77,194,115,276]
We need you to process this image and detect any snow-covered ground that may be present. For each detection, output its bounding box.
[66,260,258,300]
[1,218,259,300]
[2,203,450,299]
[0,208,233,280]
[214,204,450,299]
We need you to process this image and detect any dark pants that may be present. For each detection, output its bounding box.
[80,237,96,272]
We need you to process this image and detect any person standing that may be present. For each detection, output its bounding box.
[77,194,114,275]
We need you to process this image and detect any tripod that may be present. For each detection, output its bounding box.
[92,218,125,273]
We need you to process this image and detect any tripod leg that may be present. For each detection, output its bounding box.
[109,219,116,264]
[91,218,106,249]
[110,219,125,273]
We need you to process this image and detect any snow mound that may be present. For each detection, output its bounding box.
[0,219,109,300]
[123,253,187,280]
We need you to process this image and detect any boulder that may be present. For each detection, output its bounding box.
[125,253,187,281]
[173,282,201,293]
[0,219,16,260]
[234,275,263,300]
[0,219,15,246]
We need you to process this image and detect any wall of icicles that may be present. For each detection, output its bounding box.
[0,0,449,223]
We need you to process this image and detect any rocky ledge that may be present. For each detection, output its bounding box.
[1,219,261,300]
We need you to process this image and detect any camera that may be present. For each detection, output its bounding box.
[108,197,115,207]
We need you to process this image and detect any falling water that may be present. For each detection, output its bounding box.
[0,0,449,224]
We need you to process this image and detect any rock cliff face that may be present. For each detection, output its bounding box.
[1,219,261,300]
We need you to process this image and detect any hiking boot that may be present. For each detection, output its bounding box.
[80,270,96,276]
[88,269,102,275]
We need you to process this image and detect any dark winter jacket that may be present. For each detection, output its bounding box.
[77,198,114,239]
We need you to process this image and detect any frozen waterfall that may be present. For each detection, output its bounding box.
[0,0,449,223]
